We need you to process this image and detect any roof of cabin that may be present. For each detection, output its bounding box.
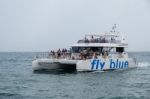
[71,43,128,48]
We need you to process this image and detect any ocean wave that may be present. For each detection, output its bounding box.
[0,92,19,97]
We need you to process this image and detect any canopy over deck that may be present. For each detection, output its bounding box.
[71,43,128,48]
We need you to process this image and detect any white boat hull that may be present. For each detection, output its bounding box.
[32,58,137,72]
[32,58,77,71]
[77,58,137,71]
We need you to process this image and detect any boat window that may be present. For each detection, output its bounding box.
[91,47,98,51]
[72,47,103,53]
[72,47,80,53]
[116,47,124,52]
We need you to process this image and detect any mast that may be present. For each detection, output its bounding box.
[110,24,117,33]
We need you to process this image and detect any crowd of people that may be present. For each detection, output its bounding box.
[48,48,110,60]
[49,49,125,60]
[49,48,71,59]
[78,35,119,43]
[76,50,109,60]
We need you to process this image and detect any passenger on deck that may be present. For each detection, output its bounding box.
[102,51,108,59]
[57,49,61,58]
[91,35,94,43]
[92,52,98,59]
[85,37,89,43]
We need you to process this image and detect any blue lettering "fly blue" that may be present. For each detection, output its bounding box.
[91,59,105,70]
[91,59,129,70]
[110,59,128,69]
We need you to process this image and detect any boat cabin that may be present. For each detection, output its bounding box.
[70,33,128,60]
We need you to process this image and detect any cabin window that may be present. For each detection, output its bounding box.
[91,47,98,51]
[72,47,79,53]
[72,47,103,53]
[116,47,124,52]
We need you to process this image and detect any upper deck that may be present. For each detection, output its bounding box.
[71,31,128,48]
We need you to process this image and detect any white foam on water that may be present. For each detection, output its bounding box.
[137,62,150,67]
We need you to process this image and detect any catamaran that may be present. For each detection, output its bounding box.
[32,25,137,72]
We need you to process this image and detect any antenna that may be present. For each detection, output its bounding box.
[111,24,117,32]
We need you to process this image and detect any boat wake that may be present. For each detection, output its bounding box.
[137,62,150,67]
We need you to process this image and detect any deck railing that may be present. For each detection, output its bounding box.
[77,39,121,43]
[34,52,128,60]
[34,52,71,59]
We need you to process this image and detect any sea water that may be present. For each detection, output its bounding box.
[0,52,150,99]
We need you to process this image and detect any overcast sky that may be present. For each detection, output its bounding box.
[0,0,150,52]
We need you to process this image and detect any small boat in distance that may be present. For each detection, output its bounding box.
[32,25,137,72]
